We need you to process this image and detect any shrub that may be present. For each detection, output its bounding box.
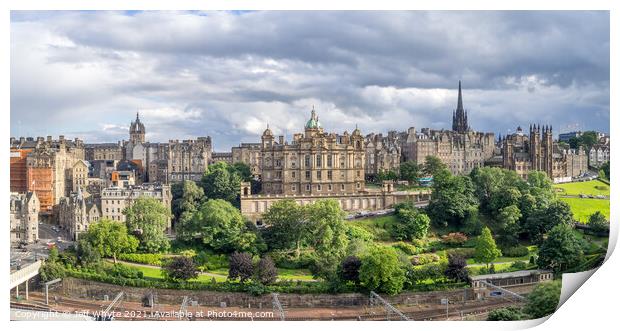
[107,263,144,279]
[162,256,199,282]
[228,252,254,283]
[410,253,440,266]
[255,257,278,285]
[195,251,229,271]
[345,224,375,241]
[117,253,164,266]
[446,248,475,259]
[267,250,315,269]
[502,245,529,257]
[487,307,526,321]
[510,261,527,270]
[441,232,468,246]
[393,241,418,255]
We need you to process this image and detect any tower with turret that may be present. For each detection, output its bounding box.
[129,112,146,144]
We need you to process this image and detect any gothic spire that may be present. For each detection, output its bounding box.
[457,80,463,111]
[452,80,468,133]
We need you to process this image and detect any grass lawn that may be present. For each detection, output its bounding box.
[554,179,610,196]
[113,261,228,282]
[560,197,610,223]
[347,214,399,241]
[204,267,315,281]
[115,261,314,283]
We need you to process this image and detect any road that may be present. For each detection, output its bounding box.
[10,222,74,270]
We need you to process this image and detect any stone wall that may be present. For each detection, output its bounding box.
[55,278,474,309]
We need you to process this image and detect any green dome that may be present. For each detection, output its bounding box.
[305,108,321,129]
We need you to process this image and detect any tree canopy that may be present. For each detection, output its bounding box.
[473,227,501,269]
[200,162,243,206]
[181,199,257,253]
[523,281,562,319]
[537,224,584,272]
[124,197,171,253]
[81,218,138,262]
[359,245,406,295]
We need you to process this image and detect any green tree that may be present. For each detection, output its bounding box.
[306,199,349,279]
[423,155,447,177]
[537,224,584,272]
[231,162,253,181]
[200,162,242,205]
[82,218,138,263]
[427,168,479,228]
[497,205,522,246]
[359,245,406,295]
[124,197,171,253]
[588,211,609,234]
[262,199,307,257]
[522,199,573,243]
[162,256,199,282]
[473,227,501,269]
[523,281,562,319]
[527,171,554,202]
[399,161,421,184]
[391,204,430,240]
[601,161,610,179]
[76,239,101,266]
[172,180,204,225]
[184,199,256,252]
[487,306,526,321]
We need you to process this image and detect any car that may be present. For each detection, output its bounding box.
[489,291,503,297]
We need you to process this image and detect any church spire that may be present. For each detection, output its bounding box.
[452,80,468,133]
[457,80,463,112]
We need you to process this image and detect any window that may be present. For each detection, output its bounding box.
[292,171,296,178]
[341,184,345,191]
[328,184,332,191]
[291,185,296,191]
[317,184,322,191]
[316,154,322,168]
[305,171,310,180]
[317,171,322,180]
[356,182,361,189]
[306,184,311,191]
[327,155,333,167]
[305,155,311,168]
[327,170,333,180]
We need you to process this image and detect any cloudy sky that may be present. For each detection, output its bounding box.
[11,11,609,151]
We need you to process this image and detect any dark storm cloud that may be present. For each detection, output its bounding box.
[10,10,609,151]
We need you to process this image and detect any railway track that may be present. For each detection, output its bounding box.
[14,291,520,321]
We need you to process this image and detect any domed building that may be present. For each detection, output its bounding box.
[259,107,366,195]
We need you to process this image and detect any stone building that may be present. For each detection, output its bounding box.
[10,191,39,244]
[212,152,233,164]
[364,131,402,177]
[57,188,101,240]
[259,108,366,195]
[67,160,90,195]
[240,180,430,223]
[10,136,85,215]
[119,113,213,183]
[231,143,262,177]
[84,142,124,161]
[589,144,610,168]
[397,82,495,175]
[100,183,172,228]
[501,125,588,180]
